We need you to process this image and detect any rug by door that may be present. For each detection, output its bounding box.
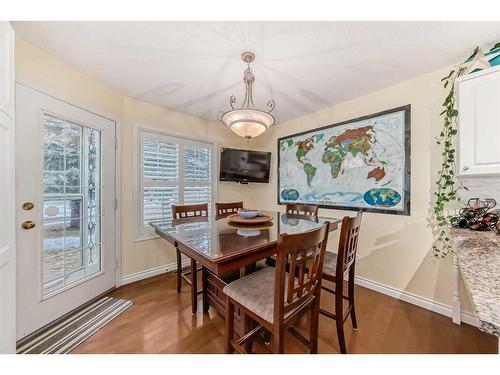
[17,296,133,354]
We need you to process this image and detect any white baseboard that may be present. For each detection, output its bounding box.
[354,275,479,327]
[119,259,190,286]
[120,262,479,327]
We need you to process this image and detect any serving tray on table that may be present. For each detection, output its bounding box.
[227,213,273,225]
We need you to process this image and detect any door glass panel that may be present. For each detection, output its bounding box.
[41,114,102,296]
[65,154,81,194]
[64,199,82,250]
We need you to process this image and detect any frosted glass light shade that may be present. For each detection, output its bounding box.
[221,109,275,139]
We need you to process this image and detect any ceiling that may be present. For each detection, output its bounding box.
[12,21,500,123]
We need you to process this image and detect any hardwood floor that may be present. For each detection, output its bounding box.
[72,273,498,354]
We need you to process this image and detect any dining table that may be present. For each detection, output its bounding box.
[150,210,340,335]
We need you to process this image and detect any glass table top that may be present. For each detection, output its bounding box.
[150,211,340,262]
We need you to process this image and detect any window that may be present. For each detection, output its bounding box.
[137,129,215,238]
[42,113,102,295]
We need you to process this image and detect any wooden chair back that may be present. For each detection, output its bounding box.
[215,201,243,217]
[274,222,330,324]
[285,203,318,216]
[171,203,208,219]
[336,212,362,277]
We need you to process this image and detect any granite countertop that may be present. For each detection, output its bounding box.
[449,228,500,337]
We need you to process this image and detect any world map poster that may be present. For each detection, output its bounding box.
[278,105,410,215]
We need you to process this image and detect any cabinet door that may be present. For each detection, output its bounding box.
[0,22,14,118]
[457,68,500,176]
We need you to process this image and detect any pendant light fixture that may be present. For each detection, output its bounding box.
[218,52,275,140]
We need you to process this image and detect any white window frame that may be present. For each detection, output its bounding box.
[135,126,217,241]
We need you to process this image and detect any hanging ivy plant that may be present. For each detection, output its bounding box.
[432,65,467,258]
[432,43,499,257]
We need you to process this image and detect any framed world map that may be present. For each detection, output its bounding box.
[277,105,411,215]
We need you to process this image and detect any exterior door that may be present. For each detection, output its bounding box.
[16,83,117,339]
[0,21,15,353]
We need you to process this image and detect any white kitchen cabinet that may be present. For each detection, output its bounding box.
[456,66,500,176]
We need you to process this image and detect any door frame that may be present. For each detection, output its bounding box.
[15,79,123,293]
[0,20,15,353]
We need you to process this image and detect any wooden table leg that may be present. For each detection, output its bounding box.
[190,258,197,314]
[175,246,181,293]
[202,267,209,313]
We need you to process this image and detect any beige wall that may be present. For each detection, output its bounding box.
[15,37,255,278]
[249,68,477,313]
[15,37,123,119]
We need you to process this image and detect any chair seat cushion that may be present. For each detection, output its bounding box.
[223,267,297,324]
[322,251,337,279]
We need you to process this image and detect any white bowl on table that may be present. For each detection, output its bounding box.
[238,210,260,219]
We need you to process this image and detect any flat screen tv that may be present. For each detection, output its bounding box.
[219,148,271,183]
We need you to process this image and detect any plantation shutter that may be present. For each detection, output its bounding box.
[184,145,212,206]
[138,130,214,237]
[142,137,179,228]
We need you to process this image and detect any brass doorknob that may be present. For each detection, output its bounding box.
[21,220,36,230]
[22,202,34,210]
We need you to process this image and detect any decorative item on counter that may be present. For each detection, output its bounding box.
[452,198,498,231]
[486,209,500,234]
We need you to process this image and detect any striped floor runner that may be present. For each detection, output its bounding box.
[17,296,133,354]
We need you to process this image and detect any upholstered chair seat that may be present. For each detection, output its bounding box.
[322,252,338,279]
[223,268,299,324]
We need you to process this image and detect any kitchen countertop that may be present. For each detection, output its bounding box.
[449,227,500,337]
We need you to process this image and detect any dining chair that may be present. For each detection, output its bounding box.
[285,203,319,216]
[266,207,320,268]
[224,221,331,354]
[171,203,208,314]
[215,201,243,218]
[320,211,362,354]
